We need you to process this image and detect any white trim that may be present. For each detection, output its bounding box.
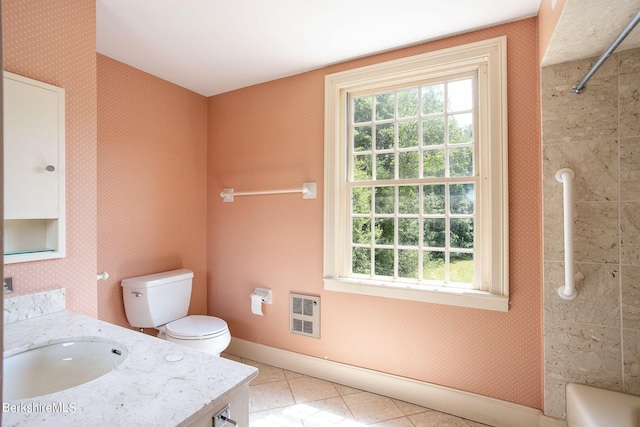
[323,37,509,310]
[324,277,508,311]
[229,338,564,427]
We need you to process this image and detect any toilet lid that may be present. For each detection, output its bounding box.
[166,315,229,339]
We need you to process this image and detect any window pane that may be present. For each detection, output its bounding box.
[375,92,395,120]
[447,79,473,112]
[423,149,445,178]
[352,247,371,274]
[375,123,395,150]
[423,184,445,214]
[353,96,372,123]
[375,218,394,245]
[353,154,372,181]
[398,88,418,118]
[398,250,419,279]
[352,187,372,214]
[353,125,372,152]
[398,185,419,214]
[424,251,445,281]
[422,117,445,146]
[374,186,394,214]
[376,153,395,180]
[422,83,444,114]
[398,218,419,246]
[352,217,371,244]
[449,113,473,144]
[449,146,473,177]
[399,151,419,179]
[374,249,394,276]
[449,184,474,215]
[346,75,479,290]
[424,218,446,247]
[450,252,474,284]
[398,120,419,148]
[450,218,474,249]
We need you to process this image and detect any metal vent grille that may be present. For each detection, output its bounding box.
[290,293,320,339]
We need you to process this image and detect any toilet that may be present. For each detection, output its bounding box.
[121,269,231,356]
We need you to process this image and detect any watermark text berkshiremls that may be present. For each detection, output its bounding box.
[3,402,76,413]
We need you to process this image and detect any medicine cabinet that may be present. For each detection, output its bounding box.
[3,71,65,264]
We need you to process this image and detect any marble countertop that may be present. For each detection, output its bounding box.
[3,311,258,426]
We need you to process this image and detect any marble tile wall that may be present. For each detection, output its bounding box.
[541,47,640,418]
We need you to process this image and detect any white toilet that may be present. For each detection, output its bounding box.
[121,268,231,356]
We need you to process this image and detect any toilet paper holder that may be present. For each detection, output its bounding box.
[253,287,272,304]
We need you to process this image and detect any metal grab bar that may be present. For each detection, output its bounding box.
[572,10,640,94]
[220,182,317,202]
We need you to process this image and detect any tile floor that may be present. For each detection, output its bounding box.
[222,354,490,427]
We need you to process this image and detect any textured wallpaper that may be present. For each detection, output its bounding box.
[3,1,544,411]
[207,18,543,409]
[2,0,97,317]
[97,55,208,328]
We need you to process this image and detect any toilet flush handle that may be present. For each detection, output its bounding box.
[131,292,143,297]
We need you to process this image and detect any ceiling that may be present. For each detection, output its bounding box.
[542,0,640,66]
[96,1,640,97]
[96,0,541,96]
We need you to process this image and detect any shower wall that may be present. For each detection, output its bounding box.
[542,47,640,418]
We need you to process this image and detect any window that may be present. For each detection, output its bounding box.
[324,38,508,311]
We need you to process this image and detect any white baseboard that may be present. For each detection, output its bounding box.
[227,338,566,427]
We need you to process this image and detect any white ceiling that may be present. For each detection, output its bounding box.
[96,1,640,96]
[96,0,541,96]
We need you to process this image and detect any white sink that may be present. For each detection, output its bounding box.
[3,339,128,400]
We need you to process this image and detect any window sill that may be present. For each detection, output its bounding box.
[324,278,509,312]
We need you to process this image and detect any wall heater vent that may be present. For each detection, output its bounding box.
[290,293,320,339]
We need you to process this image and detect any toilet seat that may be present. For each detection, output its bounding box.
[165,315,229,340]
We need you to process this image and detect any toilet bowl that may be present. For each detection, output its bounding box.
[158,315,231,356]
[121,269,231,356]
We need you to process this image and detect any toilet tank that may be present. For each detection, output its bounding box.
[121,269,194,328]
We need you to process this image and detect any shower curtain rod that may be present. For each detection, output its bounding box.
[572,10,640,94]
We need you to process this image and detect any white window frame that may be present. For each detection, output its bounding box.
[323,37,509,312]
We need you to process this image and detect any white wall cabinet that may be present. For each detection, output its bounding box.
[3,71,65,264]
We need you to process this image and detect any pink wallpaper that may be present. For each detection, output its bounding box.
[3,1,543,410]
[96,54,208,328]
[2,0,97,317]
[208,19,543,409]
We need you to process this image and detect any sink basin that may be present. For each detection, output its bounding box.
[3,339,128,400]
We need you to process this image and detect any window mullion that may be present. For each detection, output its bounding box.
[369,184,375,277]
[444,183,451,285]
[393,92,399,280]
[394,185,399,279]
[419,184,424,281]
[418,86,425,181]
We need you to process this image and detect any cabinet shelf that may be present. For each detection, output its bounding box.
[5,249,55,256]
[4,218,64,263]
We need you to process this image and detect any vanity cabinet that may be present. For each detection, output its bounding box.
[188,384,249,427]
[3,71,65,263]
